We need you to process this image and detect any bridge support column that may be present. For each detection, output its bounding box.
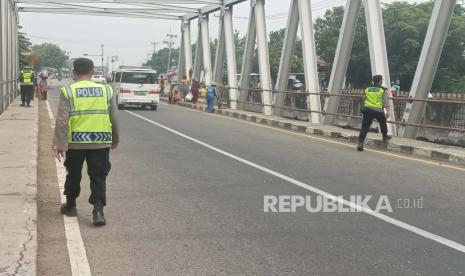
[274,0,299,116]
[364,0,396,136]
[323,0,362,125]
[0,0,6,113]
[200,15,212,86]
[223,6,238,110]
[13,4,18,99]
[298,0,321,123]
[213,8,226,86]
[254,0,273,115]
[182,20,192,81]
[6,0,12,107]
[238,2,256,111]
[193,17,203,82]
[177,23,186,83]
[398,0,456,138]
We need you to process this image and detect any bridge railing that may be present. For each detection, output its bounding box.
[216,86,465,145]
[0,80,18,115]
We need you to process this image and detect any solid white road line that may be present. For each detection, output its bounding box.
[126,110,465,254]
[46,101,92,276]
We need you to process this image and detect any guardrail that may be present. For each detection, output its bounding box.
[0,79,19,115]
[215,86,465,134]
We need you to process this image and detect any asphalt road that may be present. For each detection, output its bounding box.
[38,80,465,275]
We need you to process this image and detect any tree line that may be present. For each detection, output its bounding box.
[19,29,68,71]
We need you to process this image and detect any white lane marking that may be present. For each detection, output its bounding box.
[179,105,465,172]
[46,101,92,276]
[126,110,465,254]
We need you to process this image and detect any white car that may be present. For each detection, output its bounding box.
[110,67,160,111]
[91,74,106,84]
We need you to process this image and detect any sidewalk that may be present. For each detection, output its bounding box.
[0,99,38,275]
[164,97,465,167]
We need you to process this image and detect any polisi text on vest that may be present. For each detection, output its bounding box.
[76,87,104,98]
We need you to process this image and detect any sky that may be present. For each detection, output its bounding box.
[18,0,428,68]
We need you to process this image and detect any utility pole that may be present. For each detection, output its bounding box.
[151,42,159,54]
[164,33,177,72]
[101,44,104,74]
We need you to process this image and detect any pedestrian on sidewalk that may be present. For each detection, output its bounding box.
[53,58,119,226]
[200,83,207,98]
[357,75,391,151]
[191,79,200,104]
[170,83,182,104]
[38,72,50,101]
[178,76,190,101]
[159,75,166,97]
[207,82,217,113]
[19,66,35,107]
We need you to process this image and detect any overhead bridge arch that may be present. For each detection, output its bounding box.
[1,0,458,140]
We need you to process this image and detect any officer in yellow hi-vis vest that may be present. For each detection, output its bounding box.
[357,75,391,151]
[53,58,119,226]
[19,66,35,107]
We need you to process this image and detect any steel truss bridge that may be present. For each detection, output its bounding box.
[0,0,460,139]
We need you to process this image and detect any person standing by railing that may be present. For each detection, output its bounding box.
[357,75,391,151]
[191,79,200,104]
[178,76,189,101]
[207,82,217,113]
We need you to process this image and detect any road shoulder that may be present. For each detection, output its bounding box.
[165,98,465,167]
[36,99,71,275]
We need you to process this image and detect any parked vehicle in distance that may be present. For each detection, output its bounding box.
[110,66,159,111]
[91,74,106,84]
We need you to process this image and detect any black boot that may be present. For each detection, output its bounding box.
[383,135,392,143]
[92,202,106,226]
[60,197,77,217]
[357,139,364,152]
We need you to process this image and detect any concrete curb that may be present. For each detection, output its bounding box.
[163,98,465,167]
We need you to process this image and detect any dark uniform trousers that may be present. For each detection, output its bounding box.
[64,148,111,206]
[358,107,388,141]
[20,85,34,105]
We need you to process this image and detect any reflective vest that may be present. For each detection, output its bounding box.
[364,86,385,109]
[21,70,33,85]
[61,80,113,144]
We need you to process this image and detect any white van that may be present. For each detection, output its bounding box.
[111,66,160,111]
